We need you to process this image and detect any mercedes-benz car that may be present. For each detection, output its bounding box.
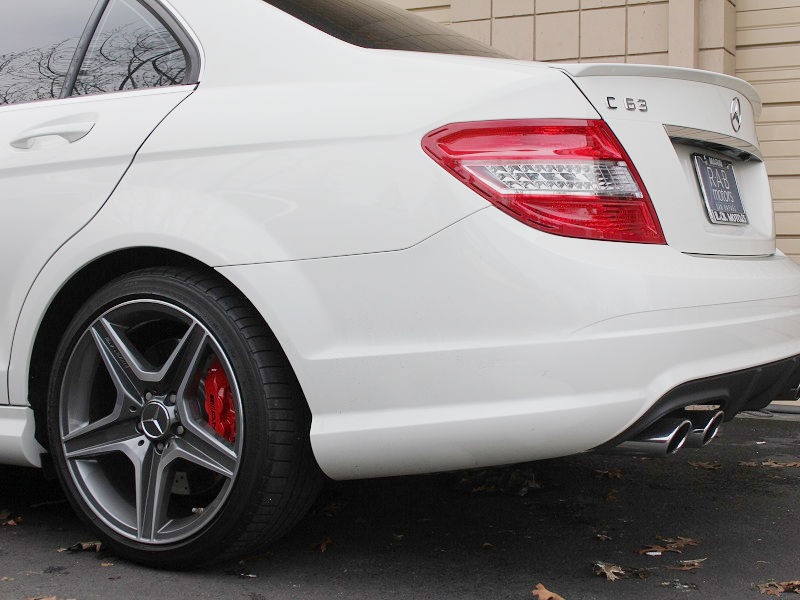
[2,0,800,568]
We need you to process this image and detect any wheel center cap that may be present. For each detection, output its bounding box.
[140,401,171,440]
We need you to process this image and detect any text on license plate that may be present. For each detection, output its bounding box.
[692,153,748,226]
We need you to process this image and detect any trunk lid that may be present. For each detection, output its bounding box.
[556,63,773,256]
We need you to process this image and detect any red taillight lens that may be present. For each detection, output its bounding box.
[422,119,666,244]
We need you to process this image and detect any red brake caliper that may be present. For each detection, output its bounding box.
[204,359,236,442]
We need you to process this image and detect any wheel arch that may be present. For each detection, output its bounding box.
[24,247,272,451]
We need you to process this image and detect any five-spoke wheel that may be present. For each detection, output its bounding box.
[48,269,322,568]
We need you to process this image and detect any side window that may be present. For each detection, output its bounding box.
[0,0,98,106]
[73,0,188,96]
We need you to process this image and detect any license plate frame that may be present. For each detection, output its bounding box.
[692,153,748,226]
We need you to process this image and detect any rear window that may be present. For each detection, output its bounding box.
[263,0,509,59]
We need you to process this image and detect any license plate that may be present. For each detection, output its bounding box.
[692,154,748,226]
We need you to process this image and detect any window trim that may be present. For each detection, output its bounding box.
[61,0,110,99]
[62,0,202,98]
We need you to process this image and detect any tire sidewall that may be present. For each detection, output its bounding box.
[47,270,276,567]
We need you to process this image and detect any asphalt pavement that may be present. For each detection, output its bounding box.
[2,414,800,600]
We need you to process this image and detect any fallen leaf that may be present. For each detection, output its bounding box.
[62,541,102,553]
[592,562,651,581]
[657,536,701,552]
[531,582,565,600]
[0,577,14,581]
[689,461,722,471]
[626,567,653,580]
[471,484,497,494]
[481,542,495,550]
[100,562,114,567]
[391,532,405,542]
[604,490,619,502]
[311,536,333,553]
[758,581,800,595]
[739,461,759,467]
[458,467,540,496]
[1,513,20,527]
[595,533,612,542]
[594,468,623,479]
[762,461,800,469]
[667,558,708,571]
[593,562,626,581]
[43,566,68,575]
[660,579,699,591]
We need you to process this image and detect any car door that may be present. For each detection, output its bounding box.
[0,0,198,405]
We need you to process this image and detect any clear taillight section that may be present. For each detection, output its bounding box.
[422,119,666,244]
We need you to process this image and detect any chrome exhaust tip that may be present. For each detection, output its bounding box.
[682,410,724,449]
[614,418,692,457]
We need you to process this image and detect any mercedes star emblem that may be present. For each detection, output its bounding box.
[730,97,742,132]
[140,401,171,440]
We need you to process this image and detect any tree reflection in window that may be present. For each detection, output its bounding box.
[0,0,96,106]
[0,41,77,105]
[73,0,187,96]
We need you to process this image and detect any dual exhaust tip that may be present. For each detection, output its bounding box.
[613,410,724,457]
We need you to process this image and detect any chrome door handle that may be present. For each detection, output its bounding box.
[10,122,96,149]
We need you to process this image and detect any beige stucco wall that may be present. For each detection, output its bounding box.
[388,0,800,261]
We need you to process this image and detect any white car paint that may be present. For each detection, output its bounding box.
[2,0,800,481]
[0,87,194,415]
[219,209,800,478]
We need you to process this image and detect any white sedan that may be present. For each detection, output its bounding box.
[2,0,799,568]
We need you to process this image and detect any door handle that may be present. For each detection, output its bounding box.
[10,122,95,149]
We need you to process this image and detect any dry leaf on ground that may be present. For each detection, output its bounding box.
[593,562,627,581]
[762,461,800,469]
[657,536,701,551]
[595,533,612,542]
[594,469,623,479]
[1,510,21,526]
[758,581,800,595]
[667,558,708,571]
[458,467,540,497]
[59,541,102,553]
[593,562,651,581]
[689,461,722,471]
[660,580,699,591]
[604,490,619,502]
[0,577,14,581]
[739,461,759,467]
[311,536,333,553]
[531,583,565,600]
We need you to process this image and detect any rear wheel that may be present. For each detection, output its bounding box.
[46,268,323,568]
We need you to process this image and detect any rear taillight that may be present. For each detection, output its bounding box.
[422,119,665,244]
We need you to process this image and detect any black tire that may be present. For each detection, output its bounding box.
[46,267,323,569]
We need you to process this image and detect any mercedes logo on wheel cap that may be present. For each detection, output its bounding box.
[730,97,742,132]
[140,401,171,440]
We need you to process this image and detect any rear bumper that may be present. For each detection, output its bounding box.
[219,208,800,480]
[596,353,800,450]
[0,406,43,468]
